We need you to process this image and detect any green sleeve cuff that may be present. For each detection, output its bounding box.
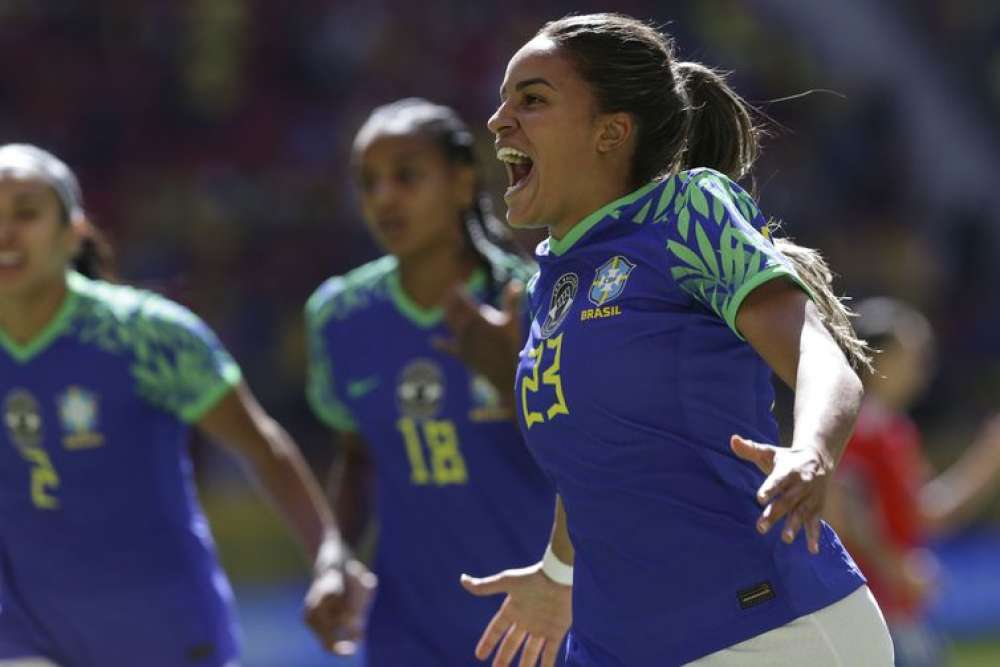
[179,362,242,423]
[723,267,815,340]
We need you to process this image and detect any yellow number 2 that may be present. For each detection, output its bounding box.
[22,448,60,510]
[397,418,468,486]
[521,333,570,428]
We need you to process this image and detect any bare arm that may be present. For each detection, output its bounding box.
[732,280,864,553]
[196,382,339,562]
[921,417,1000,535]
[327,430,376,550]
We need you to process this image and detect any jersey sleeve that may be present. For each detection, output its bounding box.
[130,296,242,423]
[663,169,811,338]
[304,281,359,433]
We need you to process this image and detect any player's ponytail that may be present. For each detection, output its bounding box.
[540,13,872,371]
[675,61,759,182]
[71,217,114,280]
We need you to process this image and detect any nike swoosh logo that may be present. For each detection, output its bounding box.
[346,376,380,398]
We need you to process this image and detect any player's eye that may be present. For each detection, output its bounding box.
[396,166,421,185]
[522,93,544,107]
[12,206,41,223]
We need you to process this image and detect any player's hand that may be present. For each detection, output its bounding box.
[731,434,833,555]
[433,280,525,398]
[303,558,377,655]
[461,564,571,667]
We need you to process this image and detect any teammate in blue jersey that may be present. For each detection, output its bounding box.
[0,144,357,667]
[459,14,895,667]
[303,99,560,666]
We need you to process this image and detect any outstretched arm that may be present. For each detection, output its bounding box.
[732,280,864,553]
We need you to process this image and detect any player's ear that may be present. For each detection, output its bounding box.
[595,112,634,155]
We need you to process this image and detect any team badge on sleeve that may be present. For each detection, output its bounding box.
[588,256,635,306]
[540,272,578,338]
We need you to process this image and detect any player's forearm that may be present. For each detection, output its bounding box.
[244,418,342,564]
[921,433,1000,534]
[790,319,863,468]
[328,440,374,550]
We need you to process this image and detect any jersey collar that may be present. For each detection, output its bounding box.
[542,180,661,258]
[387,265,486,329]
[0,271,83,363]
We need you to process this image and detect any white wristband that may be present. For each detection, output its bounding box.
[541,544,573,586]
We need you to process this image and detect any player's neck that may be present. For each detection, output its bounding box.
[0,275,70,345]
[396,245,479,310]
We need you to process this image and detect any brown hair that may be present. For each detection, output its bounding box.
[539,13,872,371]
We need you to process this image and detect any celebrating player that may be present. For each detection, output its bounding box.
[0,144,351,667]
[303,99,557,665]
[459,13,894,667]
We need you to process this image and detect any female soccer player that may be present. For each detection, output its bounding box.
[0,144,354,667]
[459,13,894,667]
[304,99,557,665]
[828,297,1000,667]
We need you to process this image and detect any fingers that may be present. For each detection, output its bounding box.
[805,515,822,554]
[476,604,512,661]
[442,286,480,333]
[730,435,776,475]
[757,481,806,532]
[461,572,508,597]
[541,639,561,667]
[501,280,525,316]
[519,635,545,667]
[493,624,527,667]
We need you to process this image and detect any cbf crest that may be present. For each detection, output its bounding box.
[58,386,104,450]
[540,272,578,338]
[397,359,445,420]
[588,256,636,306]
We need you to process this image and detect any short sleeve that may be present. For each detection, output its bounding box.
[304,286,359,432]
[130,297,242,423]
[663,170,810,337]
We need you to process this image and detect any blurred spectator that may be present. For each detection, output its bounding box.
[827,297,1000,667]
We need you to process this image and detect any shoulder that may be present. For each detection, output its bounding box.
[71,272,207,336]
[69,272,232,367]
[305,255,397,329]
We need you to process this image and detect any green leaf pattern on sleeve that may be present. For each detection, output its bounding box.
[665,170,805,337]
[71,280,241,422]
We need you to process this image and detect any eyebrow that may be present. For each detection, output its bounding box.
[500,77,556,100]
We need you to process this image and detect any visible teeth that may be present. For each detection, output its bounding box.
[0,252,22,267]
[497,147,531,164]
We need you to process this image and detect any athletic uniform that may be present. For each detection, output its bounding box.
[839,400,943,667]
[517,169,869,665]
[306,253,557,666]
[0,272,241,667]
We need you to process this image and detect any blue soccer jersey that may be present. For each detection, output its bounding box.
[307,254,557,666]
[0,272,241,667]
[517,169,865,666]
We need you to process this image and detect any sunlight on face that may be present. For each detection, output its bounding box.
[353,131,473,261]
[488,37,607,235]
[0,174,75,298]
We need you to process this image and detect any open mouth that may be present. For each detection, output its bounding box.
[0,251,24,270]
[497,147,534,195]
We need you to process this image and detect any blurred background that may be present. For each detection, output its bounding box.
[2,0,999,665]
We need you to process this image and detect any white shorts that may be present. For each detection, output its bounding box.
[0,660,61,667]
[685,585,894,666]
